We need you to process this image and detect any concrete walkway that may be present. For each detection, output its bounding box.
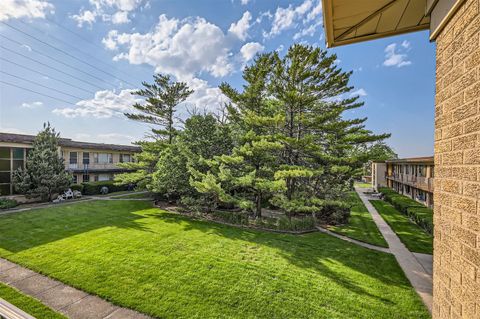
[355,187,433,313]
[0,258,151,319]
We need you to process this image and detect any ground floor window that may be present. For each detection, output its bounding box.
[73,175,78,184]
[83,174,90,182]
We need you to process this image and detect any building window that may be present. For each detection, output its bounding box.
[94,174,99,182]
[73,175,78,184]
[83,152,90,165]
[82,174,89,182]
[120,154,132,163]
[94,153,113,164]
[70,152,78,164]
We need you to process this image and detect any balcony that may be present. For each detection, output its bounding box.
[66,162,124,172]
[386,173,434,193]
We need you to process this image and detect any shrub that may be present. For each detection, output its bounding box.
[81,181,129,195]
[317,200,350,225]
[379,187,432,233]
[0,198,18,210]
[70,184,84,192]
[406,206,434,234]
[210,210,249,225]
[277,216,316,231]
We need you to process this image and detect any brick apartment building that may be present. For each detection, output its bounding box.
[373,157,435,208]
[322,0,480,317]
[0,132,140,196]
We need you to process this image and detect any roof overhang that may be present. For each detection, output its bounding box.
[322,0,466,47]
[322,0,431,47]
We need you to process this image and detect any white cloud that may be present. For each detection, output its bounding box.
[383,43,412,68]
[349,88,367,97]
[183,77,228,112]
[73,132,137,145]
[240,42,264,62]
[228,11,251,41]
[267,0,321,37]
[110,10,130,24]
[104,14,239,80]
[0,0,54,21]
[240,0,250,5]
[71,0,142,27]
[21,101,43,108]
[52,89,142,118]
[293,20,321,40]
[71,10,97,27]
[401,40,411,49]
[0,127,30,135]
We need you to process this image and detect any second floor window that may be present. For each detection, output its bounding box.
[120,154,131,163]
[70,152,77,164]
[83,152,90,165]
[93,153,113,164]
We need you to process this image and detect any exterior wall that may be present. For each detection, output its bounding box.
[0,141,137,195]
[372,162,387,191]
[385,161,435,208]
[434,0,480,317]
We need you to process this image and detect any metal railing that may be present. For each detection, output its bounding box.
[385,173,434,192]
[0,298,36,319]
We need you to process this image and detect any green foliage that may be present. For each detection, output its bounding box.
[12,123,72,201]
[70,184,83,192]
[124,73,193,143]
[209,210,250,225]
[0,198,17,209]
[356,142,398,176]
[406,207,434,234]
[277,216,316,231]
[81,181,129,195]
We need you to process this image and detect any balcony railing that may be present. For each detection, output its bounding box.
[385,173,434,192]
[66,162,123,171]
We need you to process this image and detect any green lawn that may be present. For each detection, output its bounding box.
[370,200,433,254]
[0,200,429,318]
[0,283,65,319]
[354,182,372,189]
[328,192,388,247]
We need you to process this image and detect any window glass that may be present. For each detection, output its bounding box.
[0,184,10,196]
[96,153,112,164]
[12,160,24,171]
[83,152,90,164]
[83,174,89,182]
[12,148,24,159]
[70,152,78,164]
[0,172,11,183]
[73,175,78,184]
[0,147,10,159]
[0,159,10,171]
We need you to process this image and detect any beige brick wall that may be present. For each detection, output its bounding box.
[434,0,480,317]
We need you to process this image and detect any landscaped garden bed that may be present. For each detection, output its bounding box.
[0,200,430,319]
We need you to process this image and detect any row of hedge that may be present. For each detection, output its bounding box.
[378,187,433,234]
[70,181,130,195]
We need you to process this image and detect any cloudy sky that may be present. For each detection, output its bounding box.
[0,0,435,157]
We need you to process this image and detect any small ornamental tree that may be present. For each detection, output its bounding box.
[12,123,71,201]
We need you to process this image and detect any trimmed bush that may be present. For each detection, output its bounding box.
[0,198,17,210]
[379,187,433,233]
[277,216,316,231]
[210,210,249,225]
[81,181,129,195]
[317,200,351,225]
[406,206,434,234]
[70,184,84,192]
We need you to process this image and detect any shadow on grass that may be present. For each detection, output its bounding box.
[148,211,412,305]
[0,200,153,253]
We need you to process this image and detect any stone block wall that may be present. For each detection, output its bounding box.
[434,0,480,317]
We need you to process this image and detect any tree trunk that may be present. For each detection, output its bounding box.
[255,191,262,218]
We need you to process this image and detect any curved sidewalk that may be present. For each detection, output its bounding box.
[355,187,433,313]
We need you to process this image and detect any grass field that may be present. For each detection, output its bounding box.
[328,192,388,247]
[370,200,433,254]
[0,283,65,319]
[0,200,429,318]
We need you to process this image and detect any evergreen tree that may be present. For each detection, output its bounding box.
[12,123,71,201]
[125,73,193,143]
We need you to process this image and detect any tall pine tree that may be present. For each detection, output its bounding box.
[13,123,71,201]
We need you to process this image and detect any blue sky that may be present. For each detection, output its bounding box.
[0,0,435,157]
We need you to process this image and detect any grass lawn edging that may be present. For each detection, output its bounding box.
[378,187,433,234]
